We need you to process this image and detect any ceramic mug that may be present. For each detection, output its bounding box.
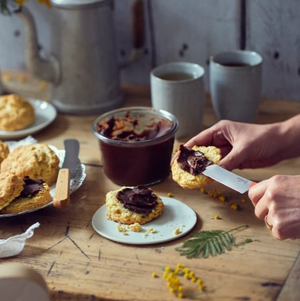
[209,50,263,123]
[150,62,205,139]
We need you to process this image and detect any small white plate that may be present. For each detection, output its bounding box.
[0,98,57,139]
[92,197,197,245]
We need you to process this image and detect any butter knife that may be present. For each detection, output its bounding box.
[203,164,256,194]
[53,139,80,209]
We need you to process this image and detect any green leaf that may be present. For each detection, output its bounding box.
[176,225,251,259]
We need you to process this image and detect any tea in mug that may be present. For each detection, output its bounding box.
[159,72,194,81]
[220,62,251,67]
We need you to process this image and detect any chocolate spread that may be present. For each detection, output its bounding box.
[96,110,176,186]
[177,145,213,176]
[97,113,173,141]
[116,186,157,215]
[20,176,44,198]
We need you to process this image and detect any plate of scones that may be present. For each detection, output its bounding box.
[92,186,197,245]
[0,140,86,217]
[0,94,57,139]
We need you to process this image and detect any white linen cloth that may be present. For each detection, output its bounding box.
[0,223,40,258]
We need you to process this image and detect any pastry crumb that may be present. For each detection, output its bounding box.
[117,224,127,232]
[129,223,142,232]
[173,228,181,235]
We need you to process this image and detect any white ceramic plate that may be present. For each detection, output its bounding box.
[0,145,86,218]
[92,197,197,245]
[0,98,57,139]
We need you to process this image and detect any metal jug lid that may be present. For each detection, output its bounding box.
[50,0,112,9]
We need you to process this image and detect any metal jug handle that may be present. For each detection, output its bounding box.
[120,0,145,68]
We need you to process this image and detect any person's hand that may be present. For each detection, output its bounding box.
[182,119,290,171]
[249,175,300,240]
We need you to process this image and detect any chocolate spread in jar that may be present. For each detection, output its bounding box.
[96,110,175,186]
[177,145,213,176]
[96,112,173,141]
[19,176,44,198]
[116,186,158,215]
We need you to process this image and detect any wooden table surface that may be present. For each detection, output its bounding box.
[1,71,300,300]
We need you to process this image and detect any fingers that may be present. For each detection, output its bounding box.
[185,122,232,149]
[248,178,292,240]
[248,180,270,218]
[184,130,215,149]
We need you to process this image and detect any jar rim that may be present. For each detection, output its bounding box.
[92,106,179,147]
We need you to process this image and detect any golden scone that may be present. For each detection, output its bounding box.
[0,140,9,164]
[172,145,222,189]
[0,176,52,214]
[0,94,35,131]
[0,172,24,210]
[1,144,60,186]
[106,186,164,225]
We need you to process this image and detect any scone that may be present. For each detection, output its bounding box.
[0,140,9,164]
[0,172,24,211]
[0,94,35,131]
[172,144,222,189]
[1,144,60,186]
[106,186,164,225]
[0,175,52,214]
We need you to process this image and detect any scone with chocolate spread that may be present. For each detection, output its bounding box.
[0,172,25,211]
[172,144,222,189]
[106,186,164,225]
[0,140,9,164]
[0,175,52,214]
[1,144,60,186]
[0,94,35,131]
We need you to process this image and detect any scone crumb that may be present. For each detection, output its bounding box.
[147,227,158,234]
[230,204,239,210]
[117,224,127,232]
[167,192,173,197]
[219,196,226,202]
[200,187,206,194]
[122,232,129,236]
[173,228,181,235]
[129,223,142,232]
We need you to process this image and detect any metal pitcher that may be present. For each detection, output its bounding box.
[16,0,144,115]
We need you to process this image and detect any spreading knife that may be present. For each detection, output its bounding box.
[203,164,257,194]
[53,139,80,209]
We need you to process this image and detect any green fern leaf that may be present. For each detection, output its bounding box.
[175,225,250,259]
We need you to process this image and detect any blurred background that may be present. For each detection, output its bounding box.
[0,0,300,102]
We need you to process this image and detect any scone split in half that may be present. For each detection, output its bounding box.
[0,173,52,214]
[172,144,222,189]
[106,186,164,225]
[1,144,60,186]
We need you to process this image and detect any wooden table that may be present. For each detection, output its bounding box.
[1,71,300,300]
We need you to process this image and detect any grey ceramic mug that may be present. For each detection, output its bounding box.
[151,62,205,139]
[209,50,263,123]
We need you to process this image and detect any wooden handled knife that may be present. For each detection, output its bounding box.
[53,139,80,209]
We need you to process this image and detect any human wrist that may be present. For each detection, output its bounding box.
[277,115,300,159]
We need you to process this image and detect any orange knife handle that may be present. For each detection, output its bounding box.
[53,168,70,209]
[249,182,258,189]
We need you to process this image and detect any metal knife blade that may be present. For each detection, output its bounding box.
[203,164,255,194]
[53,139,80,209]
[62,139,80,178]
